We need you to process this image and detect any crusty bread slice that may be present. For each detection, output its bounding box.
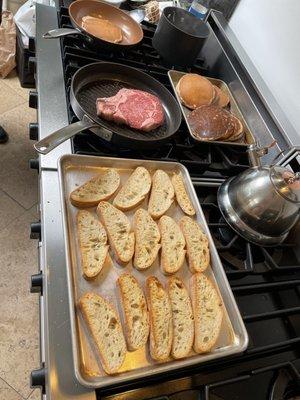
[159,215,186,275]
[117,273,149,351]
[77,210,109,279]
[70,169,120,208]
[168,277,194,359]
[179,216,210,273]
[146,276,173,361]
[79,292,126,374]
[190,273,223,353]
[133,209,161,270]
[171,172,195,216]
[113,167,152,211]
[148,170,174,219]
[97,201,135,265]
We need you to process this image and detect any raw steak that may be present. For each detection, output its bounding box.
[96,88,164,132]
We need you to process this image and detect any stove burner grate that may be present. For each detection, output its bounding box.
[59,7,250,180]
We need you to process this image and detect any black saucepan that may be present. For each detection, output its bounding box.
[152,7,210,67]
[34,62,182,154]
[43,0,143,51]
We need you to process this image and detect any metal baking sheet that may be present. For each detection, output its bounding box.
[58,154,248,389]
[168,70,255,146]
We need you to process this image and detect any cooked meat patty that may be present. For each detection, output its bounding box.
[96,88,165,132]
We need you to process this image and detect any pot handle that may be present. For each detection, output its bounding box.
[34,120,98,155]
[43,28,80,39]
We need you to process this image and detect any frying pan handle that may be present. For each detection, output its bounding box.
[34,120,98,155]
[43,28,80,39]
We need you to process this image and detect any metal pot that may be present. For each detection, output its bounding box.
[218,144,300,246]
[152,7,210,67]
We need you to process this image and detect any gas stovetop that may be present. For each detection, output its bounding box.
[59,7,251,181]
[58,9,300,399]
[31,4,300,399]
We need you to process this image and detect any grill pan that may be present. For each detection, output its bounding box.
[34,62,182,155]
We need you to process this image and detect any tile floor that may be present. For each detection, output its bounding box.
[0,70,41,400]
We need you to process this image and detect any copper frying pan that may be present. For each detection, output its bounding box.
[43,0,143,50]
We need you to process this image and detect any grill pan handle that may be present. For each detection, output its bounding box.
[43,29,80,39]
[34,119,98,155]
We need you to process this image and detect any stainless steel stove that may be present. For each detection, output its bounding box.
[28,3,300,399]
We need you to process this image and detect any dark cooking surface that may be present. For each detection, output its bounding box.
[77,80,169,140]
[58,7,300,399]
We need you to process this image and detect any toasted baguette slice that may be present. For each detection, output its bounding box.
[171,172,195,216]
[133,209,161,270]
[117,274,149,351]
[159,215,186,275]
[190,273,223,353]
[168,277,194,359]
[97,201,135,265]
[77,210,109,279]
[70,169,120,208]
[148,170,174,219]
[179,216,210,273]
[113,167,152,211]
[146,276,173,361]
[79,292,126,374]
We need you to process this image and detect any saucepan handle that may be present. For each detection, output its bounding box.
[43,28,81,39]
[34,120,98,155]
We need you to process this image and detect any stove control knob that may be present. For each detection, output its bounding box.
[30,222,41,240]
[29,123,39,140]
[29,158,39,171]
[31,365,45,391]
[28,57,37,75]
[29,91,38,109]
[29,37,36,52]
[31,273,43,294]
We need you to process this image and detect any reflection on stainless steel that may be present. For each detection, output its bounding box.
[128,9,145,23]
[218,144,300,246]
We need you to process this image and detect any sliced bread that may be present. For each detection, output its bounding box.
[133,209,161,270]
[97,201,135,265]
[179,216,210,273]
[146,276,173,361]
[117,273,149,351]
[79,292,126,374]
[113,166,152,211]
[168,276,194,359]
[159,215,186,275]
[190,273,223,353]
[70,169,120,208]
[148,170,174,219]
[77,210,109,279]
[171,172,195,216]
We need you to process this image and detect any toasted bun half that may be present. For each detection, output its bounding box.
[176,74,214,110]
